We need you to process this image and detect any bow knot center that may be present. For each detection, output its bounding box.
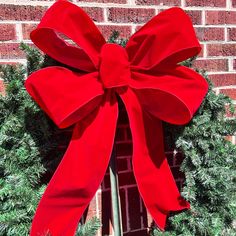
[99,43,130,89]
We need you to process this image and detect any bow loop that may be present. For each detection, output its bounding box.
[30,0,106,71]
[126,7,201,71]
[130,66,208,125]
[99,43,131,89]
[25,67,104,128]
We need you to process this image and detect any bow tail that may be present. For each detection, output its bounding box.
[120,88,190,230]
[30,91,118,236]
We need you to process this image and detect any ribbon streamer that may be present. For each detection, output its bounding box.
[25,1,208,235]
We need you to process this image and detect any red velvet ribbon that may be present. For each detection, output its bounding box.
[25,0,208,235]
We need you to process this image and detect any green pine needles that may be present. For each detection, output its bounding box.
[110,32,236,235]
[151,59,236,235]
[0,36,235,236]
[0,63,48,235]
[0,44,101,236]
[76,217,101,236]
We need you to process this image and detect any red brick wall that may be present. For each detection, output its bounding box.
[0,0,235,235]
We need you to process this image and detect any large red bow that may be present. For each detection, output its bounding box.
[25,0,208,235]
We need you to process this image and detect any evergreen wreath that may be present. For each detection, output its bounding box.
[0,44,101,236]
[0,32,235,235]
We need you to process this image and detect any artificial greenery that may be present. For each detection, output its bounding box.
[109,32,236,235]
[76,217,101,236]
[108,30,128,47]
[0,32,235,236]
[0,44,100,236]
[150,58,236,235]
[0,63,50,235]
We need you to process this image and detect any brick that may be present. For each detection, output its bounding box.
[116,142,133,156]
[119,189,128,232]
[135,0,181,6]
[198,44,204,57]
[176,180,183,190]
[207,44,236,56]
[225,136,234,142]
[0,80,5,96]
[171,166,185,179]
[101,191,113,235]
[0,24,16,41]
[97,25,132,40]
[128,187,142,230]
[117,158,128,172]
[195,27,224,41]
[118,172,136,186]
[166,152,174,166]
[146,212,153,230]
[22,24,37,40]
[118,109,129,124]
[86,196,97,219]
[128,158,132,170]
[206,11,236,25]
[99,188,128,233]
[193,59,228,72]
[0,43,25,59]
[208,74,236,87]
[108,8,155,23]
[234,59,236,70]
[96,191,102,220]
[163,128,176,151]
[103,174,110,189]
[0,62,19,65]
[141,201,148,228]
[225,104,236,118]
[104,170,136,188]
[186,0,225,7]
[77,0,126,2]
[0,5,47,21]
[186,10,202,25]
[115,127,126,141]
[134,25,143,32]
[174,152,184,166]
[220,89,236,100]
[124,230,149,236]
[228,28,236,41]
[81,7,104,22]
[126,127,132,141]
[233,0,236,7]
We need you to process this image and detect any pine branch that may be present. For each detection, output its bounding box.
[151,61,236,235]
[20,43,44,75]
[76,217,101,236]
